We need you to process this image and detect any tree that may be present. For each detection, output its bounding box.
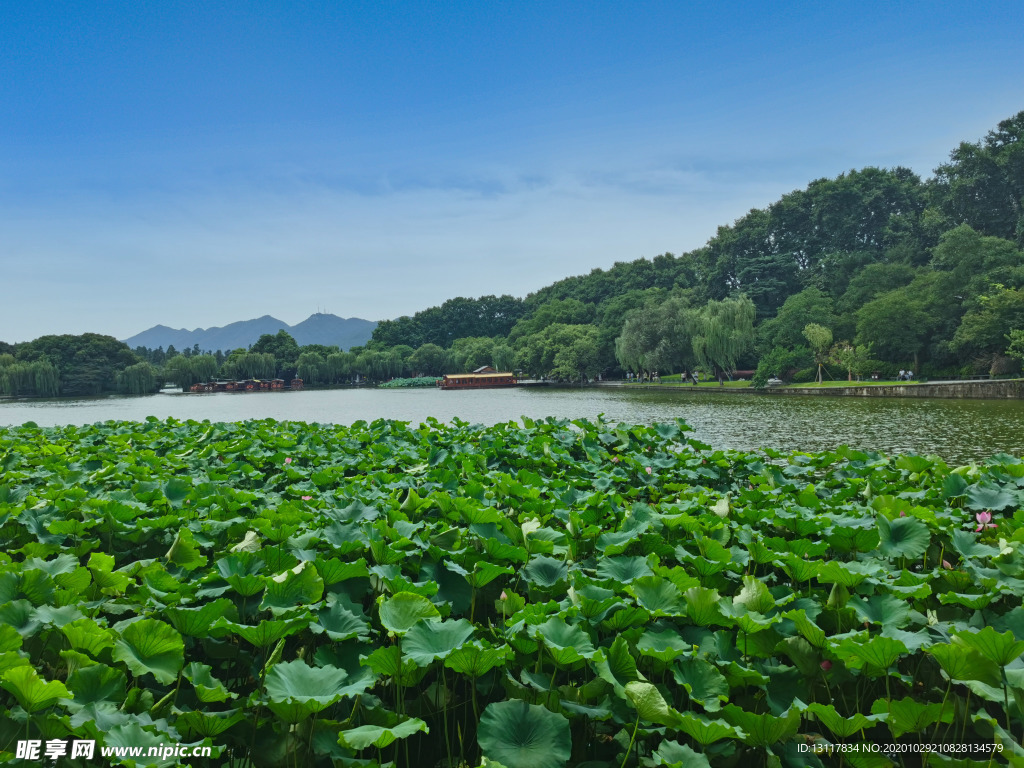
[251,330,300,379]
[551,326,601,383]
[802,324,833,383]
[116,362,157,394]
[408,344,447,376]
[691,296,756,383]
[855,288,931,369]
[757,287,837,354]
[828,341,870,381]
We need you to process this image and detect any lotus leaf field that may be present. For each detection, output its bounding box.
[1,416,1023,768]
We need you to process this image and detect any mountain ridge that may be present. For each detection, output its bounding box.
[122,313,377,352]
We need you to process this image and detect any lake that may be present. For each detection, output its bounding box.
[3,385,1024,464]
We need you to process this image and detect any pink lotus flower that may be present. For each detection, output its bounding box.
[645,467,652,475]
[284,457,292,464]
[611,456,619,463]
[899,511,906,517]
[301,496,312,501]
[820,660,832,671]
[975,511,996,532]
[500,591,508,601]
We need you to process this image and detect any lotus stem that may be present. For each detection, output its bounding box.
[619,713,640,768]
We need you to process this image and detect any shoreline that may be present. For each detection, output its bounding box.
[595,378,1024,400]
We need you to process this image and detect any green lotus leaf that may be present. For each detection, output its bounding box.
[942,472,968,499]
[378,591,441,635]
[0,600,41,637]
[952,627,1024,667]
[183,661,235,703]
[938,591,993,609]
[444,642,510,678]
[61,618,115,657]
[533,617,596,664]
[362,645,408,677]
[0,624,22,653]
[311,600,370,642]
[673,657,729,712]
[592,635,639,697]
[601,606,650,631]
[926,644,1001,685]
[34,604,85,628]
[478,700,571,768]
[848,593,911,629]
[630,576,686,616]
[835,634,907,673]
[654,739,711,768]
[684,586,723,626]
[14,569,55,606]
[165,526,206,570]
[88,552,132,594]
[636,627,690,663]
[596,555,653,584]
[523,556,568,588]
[815,559,878,587]
[876,515,930,560]
[163,477,192,506]
[314,556,370,585]
[965,484,1017,511]
[871,696,953,738]
[484,537,529,564]
[261,561,325,612]
[807,702,883,739]
[467,561,514,588]
[340,717,429,750]
[719,603,778,634]
[179,708,246,738]
[1,665,71,712]
[220,616,306,648]
[722,704,801,747]
[733,575,775,614]
[403,618,475,666]
[625,681,677,725]
[112,619,184,684]
[675,711,744,746]
[265,660,366,723]
[950,529,1000,561]
[783,609,827,649]
[164,598,233,638]
[65,663,126,705]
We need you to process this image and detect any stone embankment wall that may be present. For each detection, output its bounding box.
[597,379,1024,399]
[770,379,1024,399]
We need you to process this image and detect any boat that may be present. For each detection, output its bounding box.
[436,369,516,390]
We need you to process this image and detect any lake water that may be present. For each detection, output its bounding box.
[3,386,1023,464]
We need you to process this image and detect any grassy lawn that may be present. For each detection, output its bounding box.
[625,376,753,388]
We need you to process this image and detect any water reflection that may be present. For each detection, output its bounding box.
[1,386,1022,464]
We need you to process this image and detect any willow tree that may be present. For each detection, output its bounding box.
[691,295,756,383]
[297,351,327,386]
[116,362,156,395]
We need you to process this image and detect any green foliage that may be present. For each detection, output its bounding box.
[2,416,1022,765]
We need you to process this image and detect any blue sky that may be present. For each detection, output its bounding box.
[1,1,1021,343]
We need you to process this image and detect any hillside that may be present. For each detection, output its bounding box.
[122,313,376,353]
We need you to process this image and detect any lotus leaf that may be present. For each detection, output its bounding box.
[378,591,441,635]
[111,618,184,684]
[478,699,571,768]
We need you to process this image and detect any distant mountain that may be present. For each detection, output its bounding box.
[122,314,377,352]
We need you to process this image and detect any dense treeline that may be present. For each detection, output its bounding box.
[367,111,1024,383]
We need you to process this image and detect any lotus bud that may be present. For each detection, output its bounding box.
[819,660,832,671]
